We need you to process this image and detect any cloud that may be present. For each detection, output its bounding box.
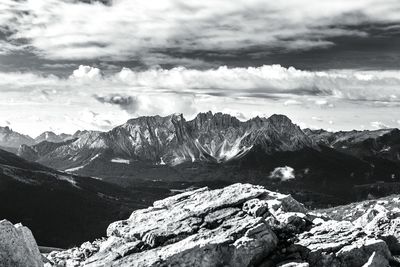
[64,109,117,131]
[2,64,400,104]
[284,99,302,106]
[370,121,389,129]
[94,94,139,114]
[2,0,400,62]
[70,65,102,80]
[313,99,335,108]
[1,64,400,135]
[269,166,295,181]
[311,116,323,122]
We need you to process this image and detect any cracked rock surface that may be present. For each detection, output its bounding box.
[0,220,43,267]
[41,184,400,266]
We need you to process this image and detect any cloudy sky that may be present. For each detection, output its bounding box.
[1,0,400,136]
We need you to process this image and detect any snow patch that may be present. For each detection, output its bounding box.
[57,175,79,188]
[65,165,85,172]
[157,157,166,165]
[65,153,100,172]
[269,166,295,181]
[111,158,130,164]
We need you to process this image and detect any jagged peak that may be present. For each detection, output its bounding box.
[0,126,34,141]
[35,131,57,139]
[72,130,102,138]
[126,113,184,125]
[0,126,12,132]
[267,114,293,124]
[190,111,241,128]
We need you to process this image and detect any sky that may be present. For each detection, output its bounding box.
[0,0,400,136]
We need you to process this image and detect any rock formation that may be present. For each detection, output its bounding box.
[43,183,400,267]
[0,220,43,267]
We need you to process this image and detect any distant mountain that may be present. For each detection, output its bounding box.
[0,126,34,149]
[0,148,171,248]
[18,112,315,170]
[34,131,72,144]
[0,127,73,153]
[305,128,400,162]
[18,138,77,162]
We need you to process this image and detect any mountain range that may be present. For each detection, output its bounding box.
[16,112,314,169]
[0,126,72,153]
[2,111,400,248]
[4,112,397,206]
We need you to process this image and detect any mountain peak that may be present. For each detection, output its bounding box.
[35,131,72,144]
[0,126,34,148]
[267,114,292,124]
[190,111,241,130]
[169,113,184,121]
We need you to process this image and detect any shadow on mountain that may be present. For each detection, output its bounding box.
[0,149,171,248]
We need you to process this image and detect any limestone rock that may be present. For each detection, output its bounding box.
[0,220,43,267]
[46,184,399,267]
[47,184,305,266]
[296,220,392,266]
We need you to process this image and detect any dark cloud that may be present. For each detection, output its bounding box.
[2,1,400,71]
[93,94,139,114]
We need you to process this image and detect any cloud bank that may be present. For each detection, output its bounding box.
[1,0,400,63]
[1,64,400,135]
[2,64,400,105]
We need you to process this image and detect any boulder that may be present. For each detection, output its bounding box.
[296,219,392,266]
[45,183,398,267]
[47,184,305,266]
[0,220,43,267]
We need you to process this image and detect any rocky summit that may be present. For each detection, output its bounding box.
[26,183,399,267]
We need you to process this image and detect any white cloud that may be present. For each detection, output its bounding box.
[269,166,295,181]
[370,121,389,129]
[311,116,323,122]
[0,64,400,135]
[2,64,400,103]
[70,65,102,80]
[2,0,400,61]
[284,99,302,106]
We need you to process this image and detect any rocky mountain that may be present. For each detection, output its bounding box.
[34,131,72,144]
[17,138,77,162]
[18,112,314,170]
[305,128,400,163]
[0,127,72,155]
[0,126,35,150]
[14,112,400,209]
[6,183,397,266]
[0,148,172,248]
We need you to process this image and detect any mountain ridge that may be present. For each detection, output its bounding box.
[17,112,317,170]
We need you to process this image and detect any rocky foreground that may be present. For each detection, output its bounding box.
[3,183,400,266]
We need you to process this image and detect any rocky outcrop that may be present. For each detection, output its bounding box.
[1,183,400,266]
[45,183,400,267]
[0,220,43,267]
